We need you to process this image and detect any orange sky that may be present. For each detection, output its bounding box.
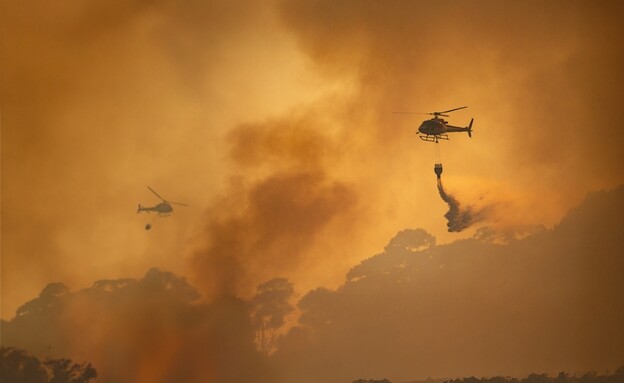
[2,0,623,322]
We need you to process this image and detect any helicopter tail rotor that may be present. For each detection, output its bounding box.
[467,118,474,138]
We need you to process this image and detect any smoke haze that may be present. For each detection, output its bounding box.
[1,0,341,316]
[2,186,623,382]
[2,0,624,381]
[3,0,624,315]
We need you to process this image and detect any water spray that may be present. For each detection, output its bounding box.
[432,145,481,232]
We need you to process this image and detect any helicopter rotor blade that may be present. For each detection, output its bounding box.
[147,186,166,202]
[168,201,189,207]
[394,107,466,116]
[392,112,431,115]
[439,106,467,114]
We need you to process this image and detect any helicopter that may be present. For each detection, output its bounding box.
[394,106,474,143]
[138,186,188,216]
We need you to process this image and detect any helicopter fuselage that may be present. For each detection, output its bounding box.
[417,117,473,142]
[418,118,448,136]
[138,202,173,214]
[138,187,187,217]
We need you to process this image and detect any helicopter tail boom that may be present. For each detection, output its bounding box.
[446,118,474,138]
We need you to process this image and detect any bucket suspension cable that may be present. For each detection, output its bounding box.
[435,142,441,163]
[433,142,443,179]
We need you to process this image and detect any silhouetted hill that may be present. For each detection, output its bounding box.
[273,186,624,383]
[2,187,622,383]
[353,366,624,383]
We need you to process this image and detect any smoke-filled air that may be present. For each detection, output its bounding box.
[2,1,623,383]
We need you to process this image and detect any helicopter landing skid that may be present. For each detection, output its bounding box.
[419,133,448,143]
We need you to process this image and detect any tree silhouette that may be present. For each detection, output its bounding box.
[251,278,295,355]
[0,347,47,383]
[441,367,624,383]
[15,283,70,318]
[0,347,96,383]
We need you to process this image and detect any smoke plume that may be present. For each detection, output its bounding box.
[189,113,358,299]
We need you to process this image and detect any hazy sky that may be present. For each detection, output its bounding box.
[2,1,623,373]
